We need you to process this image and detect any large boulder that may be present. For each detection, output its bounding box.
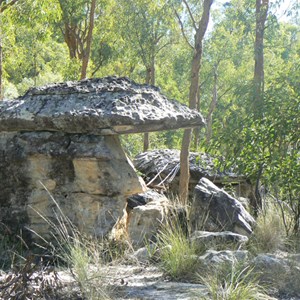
[252,253,300,297]
[134,149,253,199]
[190,178,255,236]
[0,77,205,243]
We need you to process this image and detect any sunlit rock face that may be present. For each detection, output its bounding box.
[0,132,144,241]
[0,76,204,243]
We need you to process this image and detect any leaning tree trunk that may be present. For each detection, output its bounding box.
[253,0,268,114]
[179,0,213,205]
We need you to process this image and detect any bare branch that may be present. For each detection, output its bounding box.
[182,0,197,30]
[174,9,194,50]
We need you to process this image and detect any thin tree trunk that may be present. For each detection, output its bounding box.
[179,0,213,205]
[206,64,218,143]
[193,87,201,149]
[0,41,3,100]
[251,0,269,214]
[80,0,96,80]
[253,0,268,112]
[143,57,155,152]
[63,24,78,59]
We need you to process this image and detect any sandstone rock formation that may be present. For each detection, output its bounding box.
[0,77,205,242]
[0,77,205,135]
[126,190,170,247]
[190,178,255,236]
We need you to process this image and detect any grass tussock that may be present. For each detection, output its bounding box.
[156,215,198,281]
[198,262,273,300]
[248,200,286,254]
[27,182,119,300]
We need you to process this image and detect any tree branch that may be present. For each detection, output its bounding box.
[0,0,18,13]
[174,9,194,50]
[182,0,197,31]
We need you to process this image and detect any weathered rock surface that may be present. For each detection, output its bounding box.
[0,131,145,240]
[190,231,248,251]
[190,178,255,236]
[252,253,300,297]
[198,249,249,266]
[127,190,170,247]
[0,77,205,135]
[134,149,253,199]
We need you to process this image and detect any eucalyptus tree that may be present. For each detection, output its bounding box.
[176,0,214,204]
[206,0,300,223]
[57,0,97,79]
[0,0,68,96]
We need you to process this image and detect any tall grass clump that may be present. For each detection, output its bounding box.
[248,199,286,254]
[29,182,113,300]
[156,215,198,281]
[198,262,272,300]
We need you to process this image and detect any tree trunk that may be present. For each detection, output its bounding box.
[206,64,218,143]
[80,0,96,80]
[179,0,213,205]
[253,0,268,112]
[143,57,155,152]
[64,24,78,59]
[0,41,2,100]
[251,0,269,214]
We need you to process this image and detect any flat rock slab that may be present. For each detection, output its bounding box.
[0,77,205,135]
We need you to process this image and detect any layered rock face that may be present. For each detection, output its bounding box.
[0,76,204,242]
[0,132,144,240]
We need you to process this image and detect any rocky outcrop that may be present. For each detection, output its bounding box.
[0,77,204,242]
[0,77,205,135]
[190,178,255,236]
[252,253,300,297]
[134,149,253,199]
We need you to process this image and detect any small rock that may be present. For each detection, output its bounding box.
[190,231,248,252]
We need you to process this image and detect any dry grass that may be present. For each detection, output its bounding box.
[248,200,286,254]
[198,262,274,300]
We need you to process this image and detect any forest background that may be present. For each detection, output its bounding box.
[0,0,299,232]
